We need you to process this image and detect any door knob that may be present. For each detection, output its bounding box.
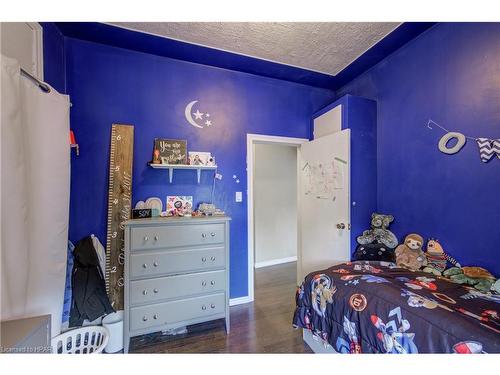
[336,223,346,230]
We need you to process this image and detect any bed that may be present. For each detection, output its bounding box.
[293,261,500,353]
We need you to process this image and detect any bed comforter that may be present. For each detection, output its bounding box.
[293,261,499,353]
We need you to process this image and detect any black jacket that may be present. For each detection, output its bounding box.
[69,236,114,327]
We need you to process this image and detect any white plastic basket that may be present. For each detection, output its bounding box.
[51,326,109,354]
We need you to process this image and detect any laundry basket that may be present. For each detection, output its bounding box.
[51,326,109,354]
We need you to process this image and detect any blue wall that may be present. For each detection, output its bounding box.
[64,38,336,298]
[337,23,500,275]
[40,22,66,93]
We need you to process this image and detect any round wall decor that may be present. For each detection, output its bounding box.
[438,132,466,154]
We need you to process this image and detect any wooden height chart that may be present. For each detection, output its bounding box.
[105,124,134,310]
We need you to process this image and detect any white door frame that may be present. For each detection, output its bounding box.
[245,133,308,304]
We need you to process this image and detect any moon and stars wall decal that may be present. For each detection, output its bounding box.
[185,100,214,129]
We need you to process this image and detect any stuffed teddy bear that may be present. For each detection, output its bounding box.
[422,239,461,275]
[395,233,427,270]
[356,213,398,249]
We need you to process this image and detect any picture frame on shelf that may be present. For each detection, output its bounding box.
[153,138,187,165]
[188,151,213,166]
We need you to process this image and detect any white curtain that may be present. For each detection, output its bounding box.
[1,55,70,337]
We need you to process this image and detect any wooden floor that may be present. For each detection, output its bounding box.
[130,262,312,353]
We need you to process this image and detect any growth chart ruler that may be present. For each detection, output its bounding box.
[105,124,134,310]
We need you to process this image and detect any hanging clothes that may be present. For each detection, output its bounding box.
[69,236,114,327]
[91,234,106,275]
[61,241,75,325]
[1,55,70,337]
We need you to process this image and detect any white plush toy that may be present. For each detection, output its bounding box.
[492,279,500,294]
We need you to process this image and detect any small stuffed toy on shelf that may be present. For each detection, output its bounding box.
[354,213,398,262]
[395,234,427,270]
[422,239,461,276]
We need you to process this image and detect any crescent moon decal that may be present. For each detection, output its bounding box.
[185,100,204,129]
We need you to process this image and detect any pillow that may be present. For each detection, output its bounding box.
[353,243,395,262]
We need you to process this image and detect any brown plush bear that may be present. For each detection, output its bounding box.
[395,234,427,271]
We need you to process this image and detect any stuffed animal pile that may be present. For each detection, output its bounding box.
[393,236,498,294]
[354,213,498,294]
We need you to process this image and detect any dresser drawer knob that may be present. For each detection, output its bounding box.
[144,236,149,242]
[211,304,215,309]
[142,316,148,322]
[211,256,216,261]
[202,305,207,310]
[211,280,215,286]
[153,288,159,293]
[202,257,207,262]
[202,233,207,238]
[211,232,216,237]
[142,290,148,295]
[154,235,159,241]
[153,261,159,267]
[202,281,207,286]
[142,263,148,269]
[153,314,158,320]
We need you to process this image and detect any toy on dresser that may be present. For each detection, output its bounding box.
[395,234,427,271]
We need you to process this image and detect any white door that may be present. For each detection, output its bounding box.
[0,22,44,79]
[297,129,350,283]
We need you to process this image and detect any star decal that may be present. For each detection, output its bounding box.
[205,120,212,127]
[193,110,204,120]
[205,113,210,118]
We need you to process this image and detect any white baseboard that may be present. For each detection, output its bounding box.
[254,256,297,269]
[229,296,253,306]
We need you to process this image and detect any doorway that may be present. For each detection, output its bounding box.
[246,134,307,302]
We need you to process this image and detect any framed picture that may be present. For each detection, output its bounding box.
[166,196,193,217]
[188,151,212,166]
[153,138,187,165]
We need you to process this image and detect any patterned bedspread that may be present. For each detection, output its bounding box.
[293,261,500,353]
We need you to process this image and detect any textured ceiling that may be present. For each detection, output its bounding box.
[110,22,400,76]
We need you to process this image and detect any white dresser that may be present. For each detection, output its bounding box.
[123,216,230,353]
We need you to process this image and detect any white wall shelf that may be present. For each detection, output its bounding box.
[149,163,217,184]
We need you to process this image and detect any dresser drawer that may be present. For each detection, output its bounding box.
[129,270,226,305]
[130,224,224,250]
[129,293,225,332]
[130,247,225,278]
